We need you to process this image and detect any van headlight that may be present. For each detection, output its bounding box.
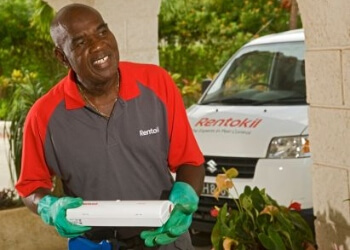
[267,135,310,159]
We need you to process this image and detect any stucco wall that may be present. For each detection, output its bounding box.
[298,1,350,248]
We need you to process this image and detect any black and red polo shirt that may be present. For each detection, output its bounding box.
[16,62,204,201]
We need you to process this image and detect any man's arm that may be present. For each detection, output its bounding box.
[21,188,51,214]
[175,164,205,196]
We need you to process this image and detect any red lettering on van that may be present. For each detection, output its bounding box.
[195,118,262,128]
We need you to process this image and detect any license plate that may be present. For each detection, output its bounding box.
[202,182,229,198]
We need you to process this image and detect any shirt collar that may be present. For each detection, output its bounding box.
[63,62,141,110]
[118,62,141,101]
[64,70,84,110]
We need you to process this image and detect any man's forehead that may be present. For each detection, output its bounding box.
[56,17,104,42]
[70,13,103,28]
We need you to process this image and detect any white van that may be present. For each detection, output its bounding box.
[187,29,313,239]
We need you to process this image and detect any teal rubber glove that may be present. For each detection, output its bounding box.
[37,195,91,238]
[140,182,199,246]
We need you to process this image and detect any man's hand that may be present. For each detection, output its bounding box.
[140,182,199,246]
[37,195,91,238]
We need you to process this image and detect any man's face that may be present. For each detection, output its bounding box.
[58,8,119,86]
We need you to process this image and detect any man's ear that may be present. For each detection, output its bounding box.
[54,47,70,68]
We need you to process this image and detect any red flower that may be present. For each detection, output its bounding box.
[288,202,301,211]
[210,207,219,217]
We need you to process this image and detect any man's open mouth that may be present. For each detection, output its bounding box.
[93,55,109,65]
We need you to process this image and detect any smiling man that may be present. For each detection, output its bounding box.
[15,3,204,250]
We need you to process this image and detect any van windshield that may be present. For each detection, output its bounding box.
[200,41,306,105]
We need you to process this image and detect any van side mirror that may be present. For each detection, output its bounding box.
[201,79,212,94]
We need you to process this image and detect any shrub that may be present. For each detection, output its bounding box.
[211,168,316,250]
[0,188,22,210]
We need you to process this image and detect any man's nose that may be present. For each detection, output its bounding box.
[89,36,104,52]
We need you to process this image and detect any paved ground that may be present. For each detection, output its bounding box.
[0,121,13,190]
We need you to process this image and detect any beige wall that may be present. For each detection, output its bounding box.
[47,0,161,65]
[298,1,350,248]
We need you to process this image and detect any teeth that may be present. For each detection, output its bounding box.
[93,56,108,65]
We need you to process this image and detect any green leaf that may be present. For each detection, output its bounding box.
[268,227,286,250]
[243,185,252,195]
[217,203,233,236]
[258,233,275,249]
[211,218,223,250]
[241,195,253,210]
[256,214,270,233]
[288,211,315,243]
[251,188,266,211]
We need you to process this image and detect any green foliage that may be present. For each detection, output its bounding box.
[159,0,301,106]
[170,72,202,107]
[0,0,66,183]
[211,169,315,250]
[0,0,65,120]
[0,0,33,75]
[0,0,60,78]
[4,70,50,182]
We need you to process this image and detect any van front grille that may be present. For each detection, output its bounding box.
[203,156,258,178]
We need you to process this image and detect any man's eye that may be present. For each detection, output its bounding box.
[77,40,86,46]
[99,29,108,37]
[73,40,85,48]
[71,40,86,51]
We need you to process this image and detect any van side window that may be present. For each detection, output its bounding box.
[202,41,306,105]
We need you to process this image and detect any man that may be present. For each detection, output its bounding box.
[15,3,205,250]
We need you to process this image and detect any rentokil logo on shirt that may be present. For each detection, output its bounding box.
[139,126,160,136]
[194,118,262,128]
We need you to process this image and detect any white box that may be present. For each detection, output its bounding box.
[66,200,174,227]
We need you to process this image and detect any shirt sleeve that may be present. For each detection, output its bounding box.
[15,108,53,197]
[159,68,204,172]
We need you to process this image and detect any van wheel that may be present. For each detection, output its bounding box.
[190,229,212,247]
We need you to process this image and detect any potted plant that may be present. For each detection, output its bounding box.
[210,168,316,250]
[0,188,22,210]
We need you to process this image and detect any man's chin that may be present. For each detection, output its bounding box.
[93,68,119,81]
